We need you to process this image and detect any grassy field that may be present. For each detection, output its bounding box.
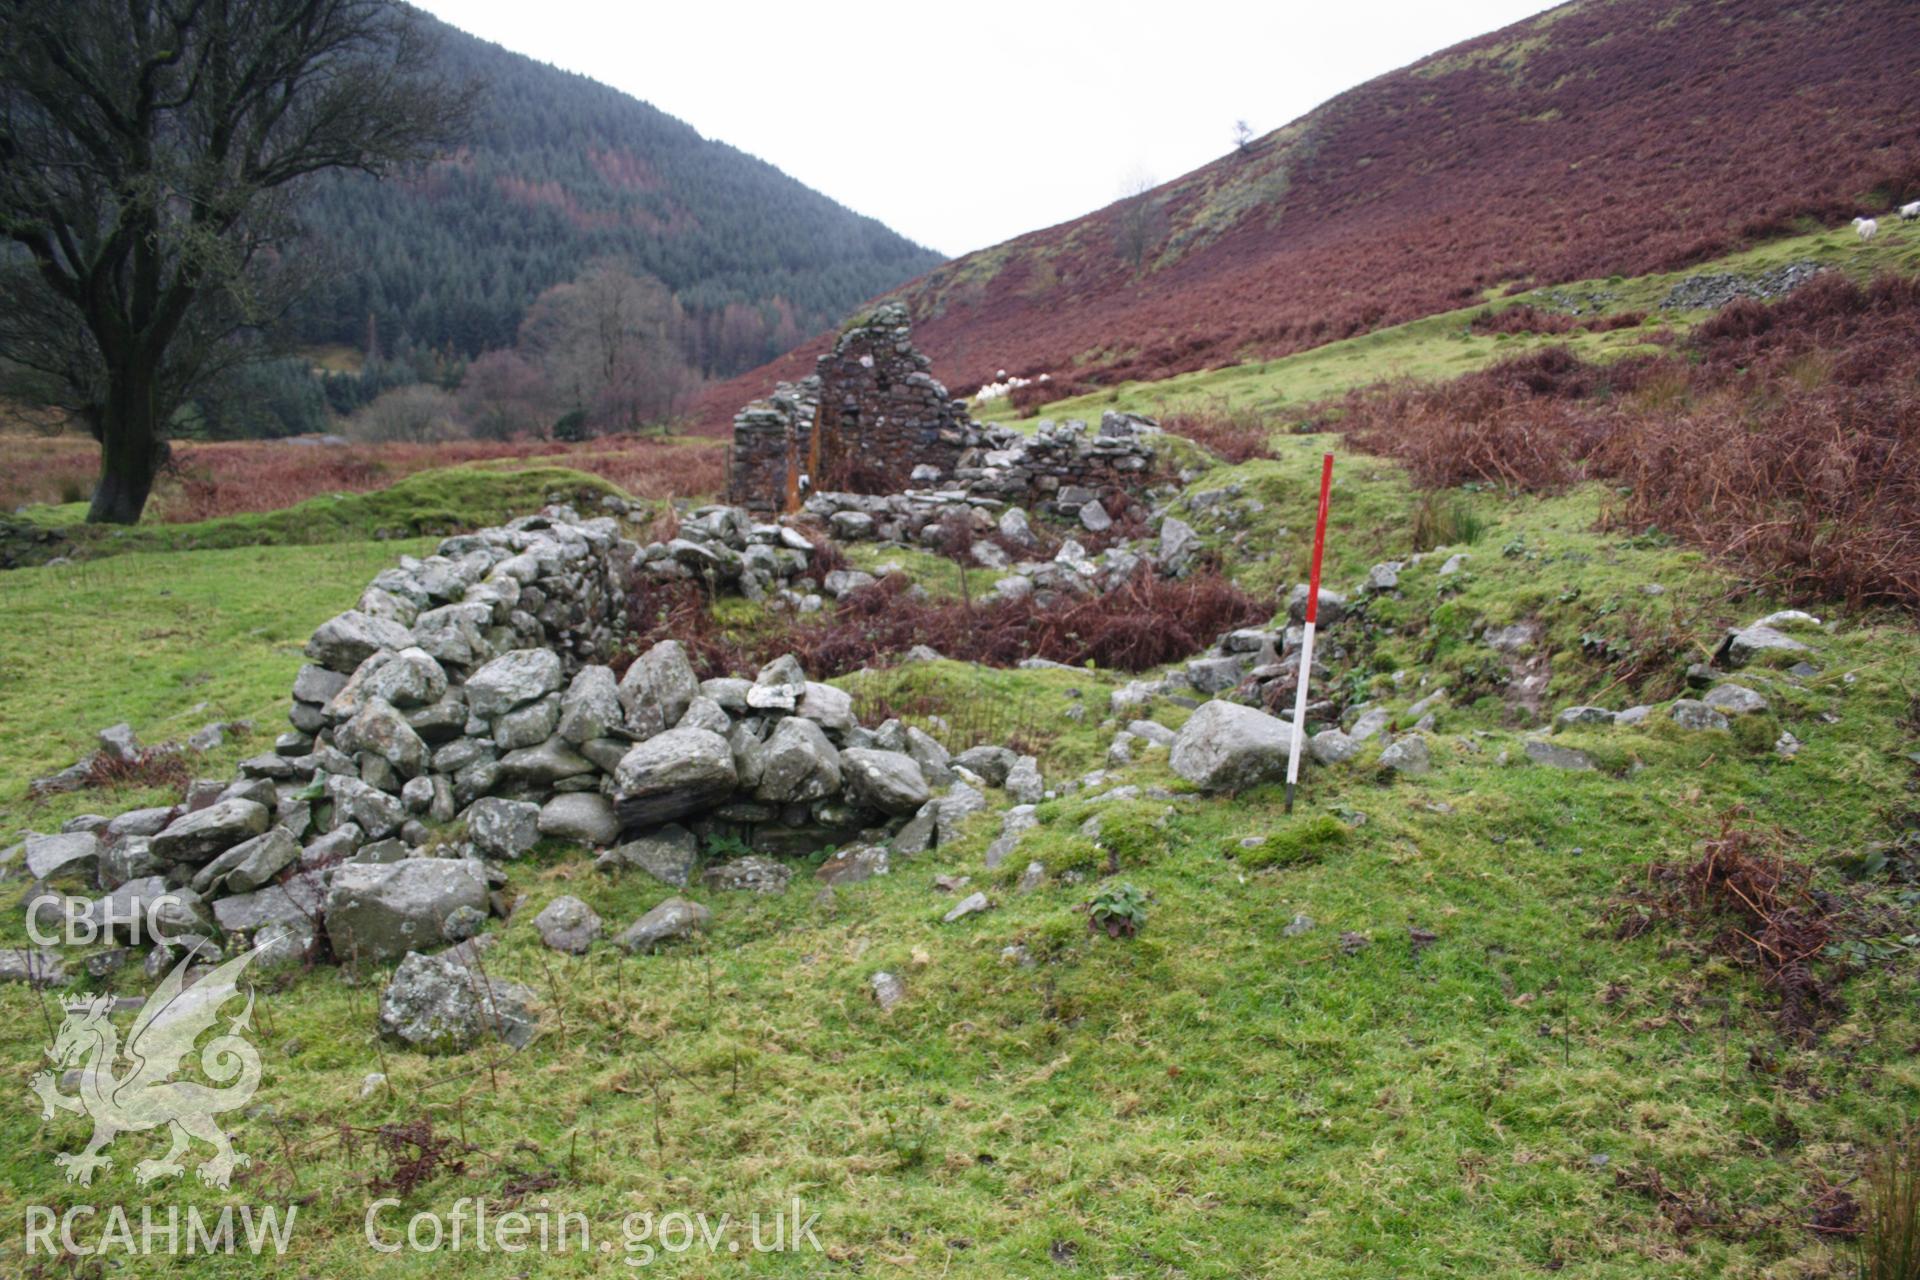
[0,464,638,569]
[0,539,437,825]
[1,426,1916,1276]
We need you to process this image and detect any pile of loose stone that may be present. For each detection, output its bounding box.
[1095,550,1430,759]
[1146,595,1832,794]
[633,502,824,605]
[654,422,1192,617]
[1537,610,1824,763]
[1,500,1062,1052]
[1659,260,1822,312]
[802,410,1163,543]
[8,425,1841,1059]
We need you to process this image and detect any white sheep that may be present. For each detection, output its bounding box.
[1853,216,1879,241]
[1900,201,1920,222]
[973,371,1046,403]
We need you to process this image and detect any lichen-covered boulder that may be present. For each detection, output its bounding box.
[493,693,562,750]
[1307,729,1361,765]
[676,695,732,736]
[1670,699,1731,732]
[362,647,448,709]
[24,831,101,880]
[596,825,698,886]
[1170,701,1291,792]
[1703,684,1769,716]
[306,610,413,674]
[1523,740,1595,771]
[1378,735,1433,776]
[613,728,737,829]
[556,665,621,744]
[190,827,299,896]
[464,797,542,860]
[796,683,855,735]
[326,775,406,841]
[335,697,430,777]
[934,783,987,846]
[151,799,270,865]
[619,640,700,739]
[840,748,930,815]
[701,855,792,894]
[378,950,538,1053]
[816,844,890,886]
[747,653,808,711]
[1286,585,1348,626]
[532,895,602,954]
[537,793,620,845]
[754,717,842,803]
[1716,623,1812,668]
[1004,755,1044,804]
[496,737,595,787]
[325,859,490,964]
[211,872,326,933]
[464,648,564,719]
[616,896,712,952]
[954,746,1017,787]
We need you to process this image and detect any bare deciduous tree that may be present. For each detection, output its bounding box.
[457,349,551,441]
[0,0,473,522]
[346,383,461,444]
[518,262,697,434]
[1113,174,1166,272]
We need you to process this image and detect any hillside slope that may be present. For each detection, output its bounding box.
[291,15,944,371]
[691,0,1920,427]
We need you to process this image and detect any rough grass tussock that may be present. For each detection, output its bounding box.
[1617,813,1841,1041]
[1858,1127,1920,1280]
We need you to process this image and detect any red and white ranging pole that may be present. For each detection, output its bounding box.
[1285,452,1335,815]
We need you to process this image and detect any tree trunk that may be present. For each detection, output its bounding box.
[87,372,165,525]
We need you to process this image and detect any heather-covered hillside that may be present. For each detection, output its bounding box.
[692,0,1920,427]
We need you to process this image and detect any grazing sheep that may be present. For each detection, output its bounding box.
[1900,201,1920,223]
[1853,216,1879,241]
[973,371,1047,404]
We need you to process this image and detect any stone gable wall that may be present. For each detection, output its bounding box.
[727,304,1162,520]
[728,303,978,512]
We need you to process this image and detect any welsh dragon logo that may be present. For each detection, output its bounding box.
[29,945,267,1188]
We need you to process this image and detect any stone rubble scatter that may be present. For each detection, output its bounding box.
[4,501,1055,1054]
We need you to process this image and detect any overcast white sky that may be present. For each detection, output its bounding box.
[416,0,1560,258]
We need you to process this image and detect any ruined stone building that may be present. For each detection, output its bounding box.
[727,303,979,512]
[727,302,1164,525]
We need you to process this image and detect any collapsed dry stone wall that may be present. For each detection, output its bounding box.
[8,504,1014,981]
